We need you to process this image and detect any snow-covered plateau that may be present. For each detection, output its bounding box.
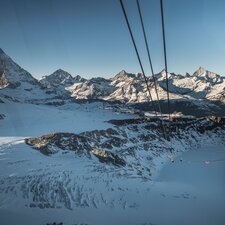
[0,48,225,225]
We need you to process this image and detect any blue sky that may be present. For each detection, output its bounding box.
[0,0,225,79]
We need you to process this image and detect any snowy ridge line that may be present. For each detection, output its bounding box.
[1,48,225,104]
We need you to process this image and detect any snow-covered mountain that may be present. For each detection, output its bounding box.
[0,48,225,105]
[0,48,54,101]
[66,77,114,99]
[40,69,86,97]
[0,48,38,88]
[161,67,225,100]
[66,68,225,103]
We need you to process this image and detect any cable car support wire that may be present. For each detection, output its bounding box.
[119,0,169,141]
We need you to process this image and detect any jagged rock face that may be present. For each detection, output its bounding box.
[40,69,86,89]
[108,71,148,103]
[66,78,115,99]
[39,69,86,97]
[0,48,56,101]
[40,69,75,88]
[193,67,223,83]
[0,73,8,88]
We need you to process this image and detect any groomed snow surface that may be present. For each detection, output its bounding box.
[0,101,225,225]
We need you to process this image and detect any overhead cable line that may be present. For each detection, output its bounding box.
[136,0,161,114]
[136,0,168,140]
[160,0,171,121]
[119,0,158,117]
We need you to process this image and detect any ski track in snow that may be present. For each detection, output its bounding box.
[0,101,225,225]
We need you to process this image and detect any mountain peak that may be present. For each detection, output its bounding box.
[112,70,136,81]
[39,69,86,91]
[54,68,68,74]
[193,67,207,76]
[118,70,127,75]
[158,69,170,78]
[47,69,73,80]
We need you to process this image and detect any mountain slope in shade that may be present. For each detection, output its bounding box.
[0,48,38,88]
[0,48,54,101]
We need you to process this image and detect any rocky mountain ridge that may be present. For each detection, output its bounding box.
[0,48,225,104]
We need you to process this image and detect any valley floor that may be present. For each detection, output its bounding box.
[0,139,224,225]
[0,101,225,225]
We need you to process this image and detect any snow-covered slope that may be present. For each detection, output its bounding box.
[0,103,224,225]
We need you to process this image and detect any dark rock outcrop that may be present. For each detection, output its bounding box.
[25,116,224,169]
[91,148,126,166]
[208,116,225,125]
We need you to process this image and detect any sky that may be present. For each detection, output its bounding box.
[0,0,225,79]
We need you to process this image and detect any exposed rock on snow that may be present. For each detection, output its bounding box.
[25,116,225,177]
[208,116,225,125]
[91,148,126,166]
[25,132,91,156]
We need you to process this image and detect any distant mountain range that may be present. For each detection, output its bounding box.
[0,48,225,106]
